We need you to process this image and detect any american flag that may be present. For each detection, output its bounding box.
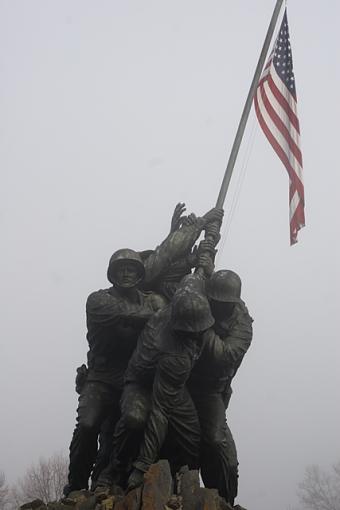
[254,9,305,245]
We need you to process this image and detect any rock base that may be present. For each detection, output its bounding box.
[19,461,246,510]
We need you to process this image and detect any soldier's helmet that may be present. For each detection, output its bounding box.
[171,290,215,332]
[205,270,242,303]
[107,248,145,287]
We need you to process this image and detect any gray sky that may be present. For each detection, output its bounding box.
[1,1,339,509]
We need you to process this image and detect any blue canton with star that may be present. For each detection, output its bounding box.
[273,10,296,99]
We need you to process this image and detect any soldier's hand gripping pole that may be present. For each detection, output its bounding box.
[196,209,224,277]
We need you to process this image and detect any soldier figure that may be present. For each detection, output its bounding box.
[96,275,215,490]
[188,269,253,506]
[65,205,224,494]
[64,249,166,495]
[142,204,224,299]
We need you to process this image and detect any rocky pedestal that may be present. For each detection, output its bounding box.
[19,461,246,510]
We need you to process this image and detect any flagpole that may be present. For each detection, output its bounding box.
[215,0,284,209]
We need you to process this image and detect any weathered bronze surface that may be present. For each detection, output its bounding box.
[64,204,252,508]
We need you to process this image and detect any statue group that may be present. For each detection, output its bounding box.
[64,203,253,508]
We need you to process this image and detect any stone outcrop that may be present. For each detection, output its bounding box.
[19,461,246,510]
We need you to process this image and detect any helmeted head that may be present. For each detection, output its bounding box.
[205,270,242,303]
[107,249,145,288]
[171,290,214,334]
[205,270,242,321]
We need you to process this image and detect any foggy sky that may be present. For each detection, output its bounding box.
[1,2,339,510]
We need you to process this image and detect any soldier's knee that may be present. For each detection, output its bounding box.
[78,413,100,432]
[123,407,148,431]
[204,429,227,451]
[121,389,150,431]
[229,463,239,476]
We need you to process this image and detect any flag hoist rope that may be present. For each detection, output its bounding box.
[215,0,284,209]
[197,0,284,273]
[217,118,258,263]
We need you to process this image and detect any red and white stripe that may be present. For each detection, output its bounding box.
[254,55,305,244]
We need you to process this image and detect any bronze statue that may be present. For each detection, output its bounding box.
[64,205,224,495]
[96,274,215,491]
[64,200,254,509]
[93,222,223,491]
[64,249,166,496]
[187,270,253,506]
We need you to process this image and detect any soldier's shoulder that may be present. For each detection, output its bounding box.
[86,288,114,307]
[236,301,254,323]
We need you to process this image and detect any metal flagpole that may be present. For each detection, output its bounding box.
[215,0,284,209]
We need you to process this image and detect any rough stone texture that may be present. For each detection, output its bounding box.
[177,469,234,510]
[20,500,46,510]
[164,495,182,510]
[60,499,77,507]
[68,492,93,504]
[114,488,141,510]
[76,495,98,510]
[93,489,111,501]
[177,468,200,510]
[47,503,73,510]
[196,489,219,510]
[142,461,173,510]
[100,497,117,510]
[185,486,234,510]
[18,461,246,510]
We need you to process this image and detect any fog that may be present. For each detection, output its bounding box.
[1,2,339,509]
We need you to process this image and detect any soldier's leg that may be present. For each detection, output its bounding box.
[96,383,151,488]
[90,397,121,485]
[166,387,201,472]
[224,423,238,504]
[67,382,113,491]
[193,392,238,505]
